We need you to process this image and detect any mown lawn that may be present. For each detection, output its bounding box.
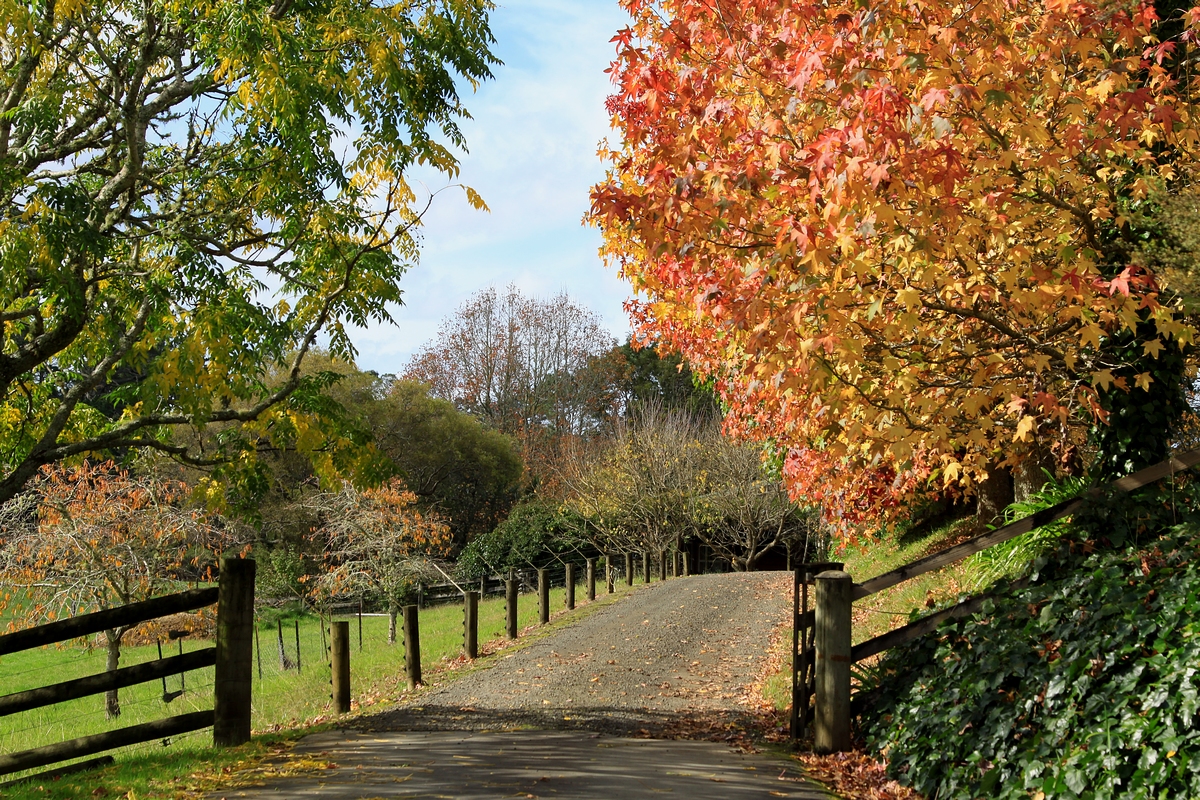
[0,580,635,798]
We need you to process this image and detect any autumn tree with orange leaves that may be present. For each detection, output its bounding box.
[307,478,452,644]
[592,0,1200,531]
[0,462,235,718]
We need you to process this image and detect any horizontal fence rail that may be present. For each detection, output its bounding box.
[0,756,115,790]
[0,587,219,656]
[842,447,1200,671]
[0,648,216,717]
[852,595,991,663]
[852,447,1200,602]
[0,711,215,777]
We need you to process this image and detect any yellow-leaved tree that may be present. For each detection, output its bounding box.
[0,0,498,508]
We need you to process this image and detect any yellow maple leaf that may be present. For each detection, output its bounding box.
[1091,369,1115,390]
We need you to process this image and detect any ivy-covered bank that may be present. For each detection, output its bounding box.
[861,494,1200,799]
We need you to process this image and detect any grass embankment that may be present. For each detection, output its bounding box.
[0,581,635,799]
[761,513,979,711]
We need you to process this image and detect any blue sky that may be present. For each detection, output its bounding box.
[349,0,634,376]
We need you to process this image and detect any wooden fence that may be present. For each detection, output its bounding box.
[410,550,693,609]
[0,557,256,784]
[793,446,1200,752]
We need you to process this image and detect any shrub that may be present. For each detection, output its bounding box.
[862,516,1200,799]
[457,501,592,579]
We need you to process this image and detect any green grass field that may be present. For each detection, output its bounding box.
[0,580,635,797]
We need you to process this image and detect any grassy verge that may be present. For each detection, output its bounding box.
[0,580,637,799]
[760,514,979,714]
[839,515,978,646]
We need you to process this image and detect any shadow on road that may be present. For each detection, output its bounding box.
[354,700,785,743]
[220,728,828,800]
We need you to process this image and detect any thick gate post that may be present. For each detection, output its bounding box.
[214,557,255,747]
[642,551,651,584]
[586,558,596,602]
[624,553,633,587]
[814,570,852,754]
[403,604,421,690]
[331,620,350,713]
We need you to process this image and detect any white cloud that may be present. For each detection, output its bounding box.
[349,0,634,375]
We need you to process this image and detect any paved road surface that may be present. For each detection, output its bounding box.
[210,573,832,799]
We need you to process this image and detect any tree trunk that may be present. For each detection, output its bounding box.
[976,466,1014,525]
[104,630,121,719]
[1013,443,1055,503]
[388,606,398,645]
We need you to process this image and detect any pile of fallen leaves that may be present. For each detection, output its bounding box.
[796,752,923,800]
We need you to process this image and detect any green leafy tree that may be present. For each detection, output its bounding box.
[611,340,718,419]
[0,0,497,505]
[456,499,589,580]
[370,380,523,551]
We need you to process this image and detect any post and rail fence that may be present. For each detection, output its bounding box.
[796,446,1200,753]
[1,549,702,783]
[0,557,256,783]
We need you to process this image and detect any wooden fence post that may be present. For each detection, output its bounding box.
[683,551,691,577]
[505,577,518,639]
[538,569,550,624]
[607,556,615,594]
[403,605,421,689]
[565,564,576,610]
[331,621,350,713]
[625,553,633,587]
[214,557,255,747]
[790,567,802,742]
[586,558,596,602]
[276,621,286,670]
[254,622,262,681]
[643,551,651,584]
[814,570,852,754]
[659,550,668,581]
[464,591,479,658]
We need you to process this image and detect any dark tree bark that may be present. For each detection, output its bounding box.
[976,466,1014,525]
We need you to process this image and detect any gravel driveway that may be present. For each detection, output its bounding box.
[208,572,834,799]
[357,571,792,737]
